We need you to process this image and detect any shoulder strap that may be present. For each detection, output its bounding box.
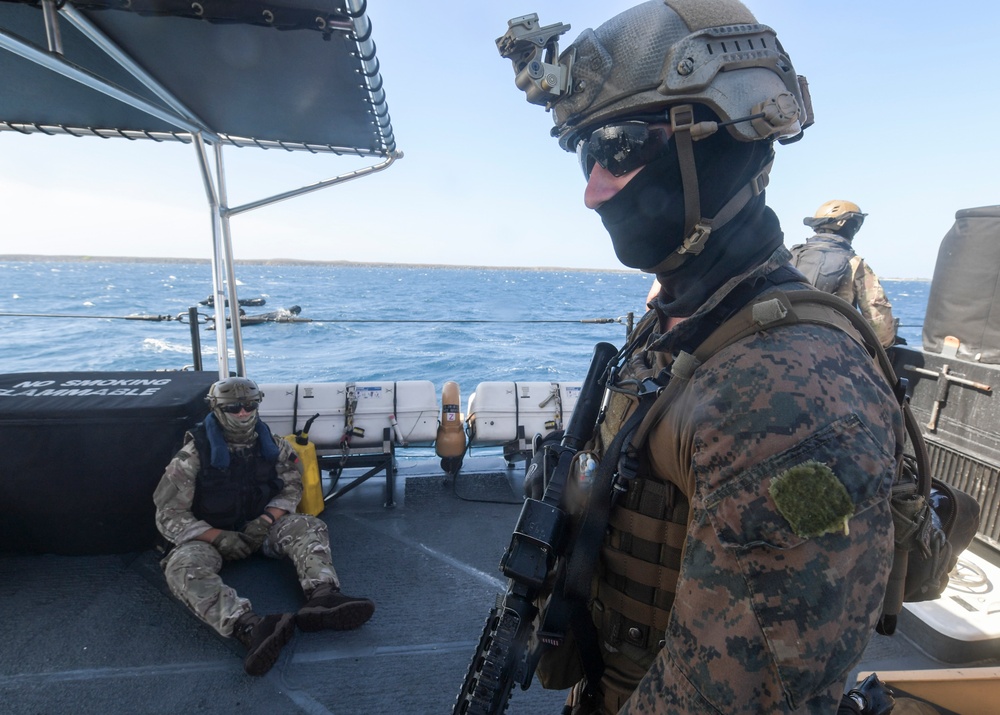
[632,287,928,500]
[784,291,929,499]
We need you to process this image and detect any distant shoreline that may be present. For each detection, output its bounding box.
[0,254,930,281]
[0,254,639,275]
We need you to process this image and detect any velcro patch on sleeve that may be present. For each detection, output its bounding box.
[769,460,854,538]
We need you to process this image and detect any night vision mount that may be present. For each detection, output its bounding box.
[496,13,572,107]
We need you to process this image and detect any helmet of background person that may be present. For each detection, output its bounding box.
[804,199,868,238]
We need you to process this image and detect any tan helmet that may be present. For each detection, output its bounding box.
[206,377,263,409]
[804,199,867,233]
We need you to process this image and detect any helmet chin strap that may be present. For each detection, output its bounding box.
[645,104,772,274]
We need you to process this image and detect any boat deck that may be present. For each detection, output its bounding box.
[0,459,992,714]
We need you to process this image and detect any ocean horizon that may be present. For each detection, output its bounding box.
[0,254,933,281]
[0,258,931,389]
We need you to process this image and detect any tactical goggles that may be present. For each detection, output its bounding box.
[576,121,671,180]
[219,401,259,414]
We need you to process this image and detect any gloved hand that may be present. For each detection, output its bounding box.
[524,430,563,500]
[211,530,253,561]
[241,515,273,551]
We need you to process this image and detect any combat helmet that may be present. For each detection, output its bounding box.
[804,199,867,238]
[498,0,813,271]
[206,377,264,409]
[207,377,264,442]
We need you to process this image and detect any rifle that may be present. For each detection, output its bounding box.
[453,342,618,715]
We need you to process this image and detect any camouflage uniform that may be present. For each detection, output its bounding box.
[153,431,339,637]
[789,232,896,348]
[576,249,903,714]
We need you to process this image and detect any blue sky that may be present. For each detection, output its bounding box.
[2,1,998,279]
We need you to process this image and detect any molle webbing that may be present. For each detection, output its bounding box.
[597,475,686,649]
[596,581,671,633]
[608,509,686,546]
[601,547,681,592]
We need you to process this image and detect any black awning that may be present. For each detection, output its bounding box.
[0,0,395,155]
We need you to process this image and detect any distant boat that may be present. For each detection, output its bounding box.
[206,305,304,329]
[199,295,266,308]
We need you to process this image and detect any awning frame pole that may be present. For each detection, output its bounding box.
[2,1,402,381]
[214,142,247,377]
[57,3,215,134]
[0,30,209,138]
[192,133,232,379]
[225,152,399,217]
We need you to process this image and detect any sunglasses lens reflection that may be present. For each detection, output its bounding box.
[221,402,258,414]
[577,122,669,180]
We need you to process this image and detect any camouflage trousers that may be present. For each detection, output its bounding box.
[162,513,340,637]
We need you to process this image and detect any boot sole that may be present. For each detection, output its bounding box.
[296,599,375,632]
[243,613,295,676]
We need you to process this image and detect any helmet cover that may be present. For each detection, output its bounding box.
[206,377,263,443]
[552,0,808,150]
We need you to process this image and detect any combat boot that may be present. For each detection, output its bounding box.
[232,611,295,676]
[296,583,375,632]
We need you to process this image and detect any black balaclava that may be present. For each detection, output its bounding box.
[595,115,784,316]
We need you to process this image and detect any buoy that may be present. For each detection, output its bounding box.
[436,381,466,474]
[286,413,324,517]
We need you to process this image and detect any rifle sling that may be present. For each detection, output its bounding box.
[565,404,654,603]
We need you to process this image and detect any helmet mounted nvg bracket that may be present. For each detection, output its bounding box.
[496,14,573,108]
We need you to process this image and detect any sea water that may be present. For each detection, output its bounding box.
[0,259,929,393]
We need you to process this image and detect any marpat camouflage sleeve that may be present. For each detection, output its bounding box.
[624,322,902,714]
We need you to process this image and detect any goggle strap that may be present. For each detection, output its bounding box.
[650,159,774,274]
[670,105,701,240]
[715,159,771,231]
[688,160,774,254]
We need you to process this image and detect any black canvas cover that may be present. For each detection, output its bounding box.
[0,370,217,554]
[0,0,395,155]
[922,206,1000,363]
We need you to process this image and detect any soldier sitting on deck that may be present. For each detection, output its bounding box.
[153,377,375,676]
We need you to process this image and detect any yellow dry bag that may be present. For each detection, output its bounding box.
[286,413,324,517]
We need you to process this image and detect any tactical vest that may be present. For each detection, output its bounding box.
[788,234,855,300]
[591,286,905,665]
[190,421,283,531]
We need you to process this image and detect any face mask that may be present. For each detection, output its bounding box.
[214,407,258,443]
[595,126,767,271]
[595,147,686,270]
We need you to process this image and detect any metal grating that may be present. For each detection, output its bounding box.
[927,439,1000,549]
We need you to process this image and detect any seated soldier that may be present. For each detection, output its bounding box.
[153,377,375,676]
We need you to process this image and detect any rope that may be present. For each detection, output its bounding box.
[0,311,181,322]
[0,312,634,326]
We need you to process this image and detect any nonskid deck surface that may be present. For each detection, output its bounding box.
[0,460,566,714]
[0,459,982,714]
